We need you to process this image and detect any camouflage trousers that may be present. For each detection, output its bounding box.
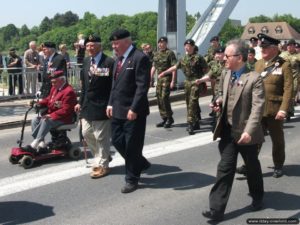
[156,76,173,119]
[184,80,201,124]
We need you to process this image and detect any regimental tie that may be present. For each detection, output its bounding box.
[231,72,237,85]
[91,57,95,65]
[114,56,124,80]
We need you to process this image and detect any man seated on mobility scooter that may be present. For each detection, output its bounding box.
[22,70,77,153]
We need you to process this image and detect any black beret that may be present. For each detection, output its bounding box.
[48,70,64,79]
[214,46,225,54]
[248,48,256,54]
[184,39,195,46]
[210,36,219,42]
[43,42,56,49]
[158,36,168,43]
[84,34,101,45]
[249,37,258,43]
[287,39,296,46]
[109,29,130,41]
[257,33,280,47]
[9,47,16,52]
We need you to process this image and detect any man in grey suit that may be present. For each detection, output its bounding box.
[106,29,151,194]
[202,39,265,222]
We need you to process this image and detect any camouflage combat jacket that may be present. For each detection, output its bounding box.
[176,53,208,80]
[280,51,300,78]
[152,49,177,74]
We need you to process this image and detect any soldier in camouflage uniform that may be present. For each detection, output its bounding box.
[246,48,257,71]
[205,36,221,106]
[280,39,300,120]
[159,39,208,135]
[196,46,226,131]
[151,36,177,128]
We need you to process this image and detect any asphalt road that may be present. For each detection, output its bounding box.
[0,96,300,225]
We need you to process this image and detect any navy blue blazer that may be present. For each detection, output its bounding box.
[108,47,151,119]
[79,53,114,121]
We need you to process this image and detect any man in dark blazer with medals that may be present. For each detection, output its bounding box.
[40,42,67,98]
[74,35,114,178]
[106,29,151,193]
[255,33,293,178]
[202,39,265,222]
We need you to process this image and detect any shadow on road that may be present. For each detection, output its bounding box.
[217,191,300,223]
[139,163,215,190]
[0,201,54,225]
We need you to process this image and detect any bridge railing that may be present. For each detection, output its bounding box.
[0,63,82,99]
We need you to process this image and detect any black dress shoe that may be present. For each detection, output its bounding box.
[121,182,138,194]
[156,119,167,127]
[251,199,263,211]
[21,145,37,154]
[273,168,283,178]
[202,210,224,221]
[236,165,247,176]
[164,117,174,128]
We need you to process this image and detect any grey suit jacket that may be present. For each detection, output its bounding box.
[213,67,265,145]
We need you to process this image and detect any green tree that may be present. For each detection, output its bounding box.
[2,24,19,42]
[219,20,243,44]
[52,11,79,28]
[186,12,196,34]
[39,17,52,34]
[20,25,30,37]
[249,15,273,23]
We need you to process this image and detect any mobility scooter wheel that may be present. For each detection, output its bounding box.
[9,155,19,164]
[69,146,82,160]
[20,155,34,169]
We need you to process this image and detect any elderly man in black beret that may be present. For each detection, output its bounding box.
[22,70,77,153]
[74,34,115,179]
[40,41,67,98]
[106,29,151,193]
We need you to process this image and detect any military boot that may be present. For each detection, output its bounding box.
[156,118,167,127]
[193,121,200,130]
[164,117,174,128]
[187,123,195,135]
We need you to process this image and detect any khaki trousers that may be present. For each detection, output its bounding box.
[81,118,111,168]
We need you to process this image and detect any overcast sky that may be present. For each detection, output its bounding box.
[1,0,299,28]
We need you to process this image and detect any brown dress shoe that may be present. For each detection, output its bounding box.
[90,167,110,179]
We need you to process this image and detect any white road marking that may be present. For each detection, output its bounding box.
[0,131,213,198]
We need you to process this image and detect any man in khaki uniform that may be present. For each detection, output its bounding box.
[280,39,300,120]
[255,33,293,178]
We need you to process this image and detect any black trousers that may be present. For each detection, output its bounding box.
[111,116,149,184]
[209,128,264,214]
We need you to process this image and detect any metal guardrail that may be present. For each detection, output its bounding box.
[0,63,82,99]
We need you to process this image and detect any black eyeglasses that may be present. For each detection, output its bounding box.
[225,54,240,59]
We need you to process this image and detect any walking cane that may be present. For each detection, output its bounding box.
[79,119,91,167]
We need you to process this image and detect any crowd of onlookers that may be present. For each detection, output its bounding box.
[0,34,86,96]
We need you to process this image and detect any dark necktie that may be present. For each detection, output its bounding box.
[44,58,49,71]
[231,72,237,85]
[91,57,95,65]
[115,56,124,79]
